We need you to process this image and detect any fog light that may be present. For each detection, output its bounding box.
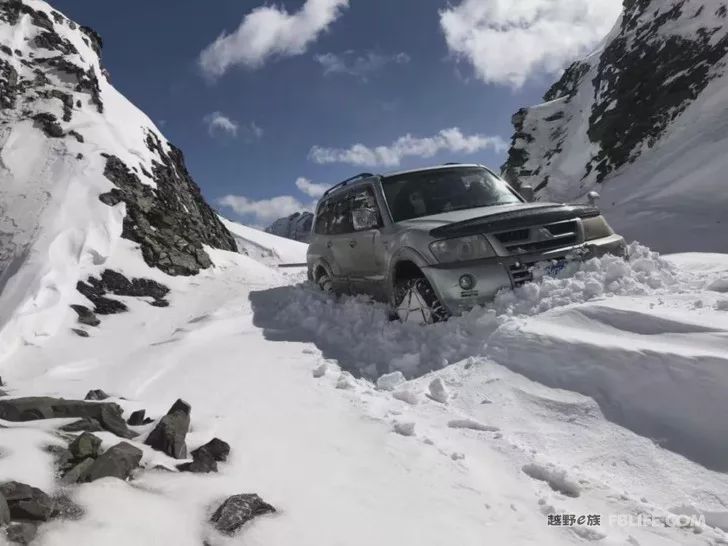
[459,274,475,290]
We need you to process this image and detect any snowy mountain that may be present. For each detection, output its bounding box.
[502,0,728,253]
[1,1,728,545]
[265,211,313,243]
[0,0,237,355]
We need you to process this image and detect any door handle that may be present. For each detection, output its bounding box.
[348,240,357,248]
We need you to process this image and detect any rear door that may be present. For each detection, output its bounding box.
[344,186,386,297]
[311,198,350,293]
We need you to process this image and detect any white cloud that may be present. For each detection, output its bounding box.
[199,0,349,78]
[295,177,329,198]
[218,194,312,224]
[309,128,508,167]
[204,112,238,137]
[315,51,410,80]
[439,0,622,87]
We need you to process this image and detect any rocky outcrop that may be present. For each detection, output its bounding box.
[0,397,136,438]
[144,399,190,459]
[85,442,143,481]
[210,494,276,536]
[0,482,53,521]
[502,0,728,193]
[266,212,313,242]
[99,146,236,276]
[177,437,231,474]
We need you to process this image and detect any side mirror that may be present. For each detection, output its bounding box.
[352,208,379,231]
[520,185,535,202]
[587,191,600,206]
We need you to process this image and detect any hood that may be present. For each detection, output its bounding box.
[397,202,600,239]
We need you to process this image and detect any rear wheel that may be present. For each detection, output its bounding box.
[393,277,449,325]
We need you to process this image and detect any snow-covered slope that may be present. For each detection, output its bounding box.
[0,0,236,358]
[220,216,307,265]
[502,0,728,253]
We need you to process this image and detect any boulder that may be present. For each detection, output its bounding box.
[69,304,100,327]
[60,458,94,485]
[69,432,102,460]
[0,481,54,521]
[0,397,136,438]
[86,442,143,482]
[144,399,190,459]
[192,438,230,462]
[59,417,103,433]
[210,494,276,536]
[177,447,217,474]
[84,389,109,401]
[127,409,146,426]
[5,522,38,545]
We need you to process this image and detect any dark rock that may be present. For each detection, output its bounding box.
[60,457,94,484]
[59,417,103,433]
[192,438,230,462]
[0,490,9,525]
[0,389,7,397]
[70,304,99,327]
[0,58,19,110]
[127,409,146,426]
[0,397,136,438]
[79,25,103,55]
[86,442,143,482]
[69,432,102,459]
[46,444,74,472]
[0,481,53,521]
[84,389,109,401]
[0,44,12,56]
[5,522,37,545]
[0,376,3,386]
[177,448,217,474]
[209,494,276,536]
[32,112,63,138]
[71,328,89,338]
[68,129,84,143]
[99,150,236,276]
[34,30,78,55]
[144,399,190,459]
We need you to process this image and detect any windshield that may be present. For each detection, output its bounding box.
[381,167,521,222]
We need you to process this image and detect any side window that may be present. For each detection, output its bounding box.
[350,187,382,227]
[330,194,353,234]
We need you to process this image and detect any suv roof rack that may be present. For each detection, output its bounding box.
[322,172,375,197]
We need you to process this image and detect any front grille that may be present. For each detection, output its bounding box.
[495,220,578,255]
[508,262,533,286]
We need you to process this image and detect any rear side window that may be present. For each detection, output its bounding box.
[314,186,381,235]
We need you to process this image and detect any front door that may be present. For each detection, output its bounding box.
[343,187,385,297]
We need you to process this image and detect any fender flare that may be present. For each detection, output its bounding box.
[387,247,435,301]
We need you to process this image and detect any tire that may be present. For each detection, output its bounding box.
[316,270,333,293]
[393,277,450,325]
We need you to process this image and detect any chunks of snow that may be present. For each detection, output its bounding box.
[521,463,581,498]
[447,419,499,432]
[312,363,328,378]
[392,421,416,437]
[335,372,356,390]
[427,378,449,404]
[376,371,405,391]
[392,389,419,405]
[707,278,728,293]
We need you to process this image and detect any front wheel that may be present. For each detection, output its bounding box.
[316,271,333,293]
[393,277,450,325]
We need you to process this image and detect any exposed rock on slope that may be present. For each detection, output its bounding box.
[0,0,236,353]
[502,0,728,252]
[266,212,313,242]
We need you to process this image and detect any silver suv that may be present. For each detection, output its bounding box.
[307,164,625,323]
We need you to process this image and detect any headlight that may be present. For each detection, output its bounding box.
[429,235,495,263]
[582,215,614,241]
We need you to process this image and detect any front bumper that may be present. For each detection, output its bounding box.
[421,234,626,314]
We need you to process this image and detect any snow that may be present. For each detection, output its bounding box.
[1,2,728,545]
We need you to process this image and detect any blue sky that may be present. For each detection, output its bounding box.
[51,0,621,226]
